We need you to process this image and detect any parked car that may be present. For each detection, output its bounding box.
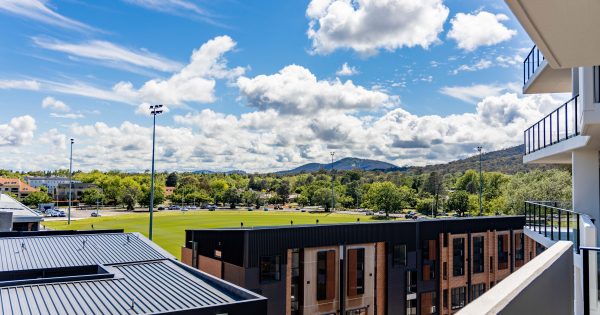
[168,205,181,210]
[158,206,165,210]
[182,206,189,211]
[263,207,269,211]
[91,212,101,217]
[208,205,216,211]
[365,211,374,215]
[189,205,197,210]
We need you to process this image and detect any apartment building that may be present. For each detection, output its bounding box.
[54,182,101,201]
[25,176,81,196]
[182,216,529,315]
[0,178,37,198]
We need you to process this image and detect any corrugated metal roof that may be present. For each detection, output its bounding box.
[0,233,166,272]
[0,232,265,314]
[0,261,240,315]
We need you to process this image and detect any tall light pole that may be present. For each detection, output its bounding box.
[330,152,335,211]
[68,138,74,225]
[149,105,163,240]
[477,146,483,216]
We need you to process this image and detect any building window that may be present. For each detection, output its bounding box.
[259,255,280,282]
[291,249,300,315]
[452,238,465,276]
[422,240,436,281]
[406,270,417,293]
[346,307,368,315]
[420,291,437,315]
[473,236,484,273]
[393,244,406,266]
[498,234,509,270]
[515,233,525,267]
[490,256,494,273]
[347,248,365,296]
[471,283,486,301]
[406,299,417,315]
[451,287,466,310]
[317,250,335,301]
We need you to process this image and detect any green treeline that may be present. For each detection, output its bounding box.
[2,168,571,215]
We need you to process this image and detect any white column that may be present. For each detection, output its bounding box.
[572,150,600,229]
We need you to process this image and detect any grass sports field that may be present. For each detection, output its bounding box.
[44,210,380,259]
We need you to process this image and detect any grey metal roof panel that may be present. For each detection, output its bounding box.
[0,233,166,272]
[0,261,243,315]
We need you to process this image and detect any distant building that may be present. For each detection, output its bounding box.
[183,216,529,315]
[0,230,267,314]
[54,182,101,201]
[0,193,42,231]
[0,178,38,199]
[164,186,175,196]
[25,176,81,195]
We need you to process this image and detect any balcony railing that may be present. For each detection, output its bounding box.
[582,246,600,315]
[524,95,580,155]
[524,201,580,253]
[523,45,545,86]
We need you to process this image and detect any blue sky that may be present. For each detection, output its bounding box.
[0,0,564,172]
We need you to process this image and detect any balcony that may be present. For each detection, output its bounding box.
[523,95,587,163]
[522,45,571,94]
[524,201,580,252]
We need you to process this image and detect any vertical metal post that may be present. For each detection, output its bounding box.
[330,152,335,212]
[558,209,561,241]
[577,214,581,254]
[583,249,590,315]
[567,212,570,241]
[478,146,483,216]
[575,97,579,135]
[68,138,73,225]
[550,208,554,240]
[544,206,547,237]
[149,112,156,240]
[566,102,569,138]
[149,104,163,241]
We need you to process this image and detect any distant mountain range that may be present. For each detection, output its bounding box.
[192,170,247,175]
[193,144,560,175]
[277,157,401,174]
[404,144,561,175]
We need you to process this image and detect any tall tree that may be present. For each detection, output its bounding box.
[166,172,178,187]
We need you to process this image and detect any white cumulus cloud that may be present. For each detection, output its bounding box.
[42,96,70,112]
[237,64,396,115]
[447,11,516,51]
[307,0,449,55]
[0,115,36,146]
[336,62,359,76]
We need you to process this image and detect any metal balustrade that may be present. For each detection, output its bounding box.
[523,45,545,86]
[523,95,580,155]
[524,201,580,253]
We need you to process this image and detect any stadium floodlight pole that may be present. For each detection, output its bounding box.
[149,104,163,240]
[68,138,74,225]
[330,152,335,211]
[477,146,483,216]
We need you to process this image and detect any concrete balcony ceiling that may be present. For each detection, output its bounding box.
[523,61,571,94]
[506,0,600,69]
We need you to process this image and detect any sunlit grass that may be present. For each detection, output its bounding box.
[44,210,378,259]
